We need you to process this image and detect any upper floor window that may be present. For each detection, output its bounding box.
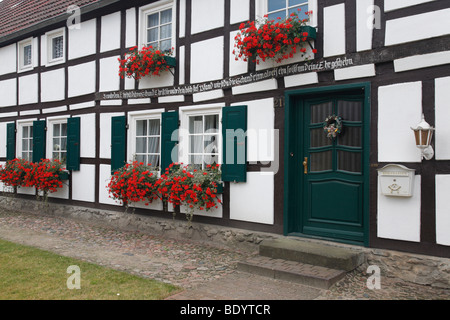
[140,1,174,52]
[45,28,65,66]
[267,0,308,20]
[18,38,33,72]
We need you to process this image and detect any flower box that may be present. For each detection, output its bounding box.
[300,26,316,41]
[163,56,176,68]
[215,182,224,194]
[58,171,70,181]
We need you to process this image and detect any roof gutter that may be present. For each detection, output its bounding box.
[0,0,121,47]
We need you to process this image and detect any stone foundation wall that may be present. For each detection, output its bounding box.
[0,196,449,289]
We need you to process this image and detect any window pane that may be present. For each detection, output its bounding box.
[52,36,64,60]
[61,123,67,136]
[190,136,203,153]
[53,138,60,151]
[160,24,171,40]
[53,123,60,137]
[53,152,59,159]
[288,4,308,17]
[148,119,160,135]
[22,139,28,152]
[204,135,218,153]
[136,120,147,136]
[204,154,219,166]
[135,154,146,164]
[204,115,219,133]
[338,100,362,122]
[61,138,67,151]
[136,137,147,153]
[23,45,32,66]
[268,0,286,12]
[147,28,158,43]
[147,13,159,28]
[290,0,308,5]
[147,137,160,154]
[310,127,332,148]
[148,155,160,167]
[22,126,29,138]
[310,102,333,124]
[310,151,332,172]
[337,126,362,147]
[189,116,203,134]
[189,155,203,170]
[338,151,361,173]
[160,39,171,52]
[160,9,172,24]
[268,11,285,21]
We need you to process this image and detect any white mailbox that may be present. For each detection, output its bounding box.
[378,164,415,197]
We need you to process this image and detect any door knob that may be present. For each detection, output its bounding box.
[303,157,308,174]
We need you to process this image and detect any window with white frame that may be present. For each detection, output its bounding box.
[46,29,65,65]
[129,112,162,168]
[51,121,67,164]
[18,123,33,162]
[18,38,33,71]
[140,1,174,52]
[267,0,309,20]
[182,108,221,170]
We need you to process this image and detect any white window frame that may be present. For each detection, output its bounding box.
[139,0,176,52]
[179,105,223,169]
[17,38,34,72]
[45,28,66,66]
[255,0,317,27]
[127,109,164,169]
[46,116,69,165]
[16,119,36,162]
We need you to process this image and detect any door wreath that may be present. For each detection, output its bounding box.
[323,115,343,139]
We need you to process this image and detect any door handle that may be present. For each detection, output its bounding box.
[303,157,308,174]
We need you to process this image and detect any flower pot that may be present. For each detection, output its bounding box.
[299,26,316,41]
[163,56,176,68]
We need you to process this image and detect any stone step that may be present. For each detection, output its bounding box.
[237,255,346,290]
[259,238,365,272]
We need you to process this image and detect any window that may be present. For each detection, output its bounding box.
[21,125,33,162]
[180,107,222,170]
[18,38,33,71]
[46,29,65,65]
[140,1,174,52]
[267,0,308,20]
[52,122,67,164]
[135,118,161,167]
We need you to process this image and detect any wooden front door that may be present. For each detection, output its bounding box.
[297,93,367,244]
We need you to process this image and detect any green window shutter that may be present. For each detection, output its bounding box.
[6,123,16,161]
[222,105,247,182]
[111,116,126,173]
[67,117,81,171]
[32,120,46,163]
[161,111,179,171]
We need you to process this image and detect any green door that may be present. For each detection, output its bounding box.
[299,94,366,243]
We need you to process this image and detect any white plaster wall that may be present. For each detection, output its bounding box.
[0,123,6,158]
[179,45,185,84]
[394,51,450,73]
[48,181,70,199]
[101,12,121,53]
[232,98,275,163]
[179,0,186,38]
[79,113,96,158]
[384,0,436,12]
[138,69,174,89]
[100,112,124,159]
[99,164,121,206]
[19,74,38,105]
[232,78,277,96]
[284,72,318,88]
[323,4,346,57]
[334,64,376,81]
[436,175,450,246]
[229,30,248,77]
[17,186,35,195]
[190,37,224,83]
[0,44,16,75]
[377,175,421,242]
[100,56,120,92]
[378,82,422,162]
[230,172,274,224]
[68,61,96,97]
[126,8,137,48]
[435,76,450,160]
[385,8,450,46]
[41,68,65,102]
[230,0,249,24]
[68,19,97,60]
[356,0,374,52]
[72,164,96,203]
[0,78,17,107]
[191,0,224,34]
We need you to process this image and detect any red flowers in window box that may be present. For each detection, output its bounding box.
[118,46,175,80]
[233,10,315,64]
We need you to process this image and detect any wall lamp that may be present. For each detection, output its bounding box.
[411,114,435,160]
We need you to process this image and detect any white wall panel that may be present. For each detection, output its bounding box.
[79,113,96,158]
[100,112,124,159]
[356,0,374,52]
[126,8,137,48]
[101,12,121,53]
[0,44,16,75]
[68,19,96,60]
[385,9,450,46]
[179,0,186,38]
[384,0,435,12]
[0,124,6,158]
[230,172,274,224]
[394,50,450,73]
[72,164,96,203]
[334,64,376,81]
[0,78,17,107]
[232,78,277,95]
[435,76,450,160]
[229,30,248,77]
[436,175,450,246]
[230,0,249,24]
[377,175,421,242]
[284,72,318,88]
[41,68,65,102]
[191,0,224,34]
[68,61,96,97]
[100,56,120,92]
[323,4,346,57]
[18,74,38,105]
[99,164,121,205]
[190,37,224,83]
[378,82,422,162]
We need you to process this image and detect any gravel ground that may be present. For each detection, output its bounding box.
[0,207,449,300]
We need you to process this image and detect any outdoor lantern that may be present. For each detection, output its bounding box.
[411,113,435,160]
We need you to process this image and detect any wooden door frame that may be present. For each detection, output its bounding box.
[283,83,371,247]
